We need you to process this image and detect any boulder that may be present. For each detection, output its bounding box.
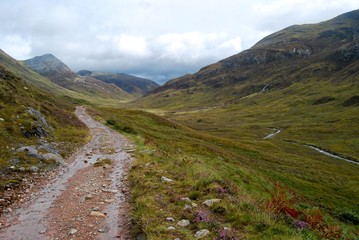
[17,146,43,160]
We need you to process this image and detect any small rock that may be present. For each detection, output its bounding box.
[174,238,181,240]
[98,228,105,233]
[167,226,175,230]
[69,228,78,235]
[184,204,192,210]
[39,228,47,234]
[93,207,100,211]
[202,198,221,207]
[104,199,114,203]
[9,166,15,170]
[30,166,39,172]
[180,197,191,202]
[90,211,106,217]
[102,189,118,193]
[85,194,93,200]
[192,203,198,208]
[0,118,4,121]
[177,219,190,227]
[166,217,175,222]
[19,167,25,172]
[194,229,210,238]
[161,176,173,182]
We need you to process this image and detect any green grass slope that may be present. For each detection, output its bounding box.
[91,106,358,239]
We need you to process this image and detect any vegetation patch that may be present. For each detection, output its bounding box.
[93,158,112,167]
[92,106,359,239]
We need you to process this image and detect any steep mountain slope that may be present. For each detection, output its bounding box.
[77,70,159,97]
[137,9,359,109]
[23,54,131,101]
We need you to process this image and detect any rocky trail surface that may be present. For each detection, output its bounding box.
[0,106,134,239]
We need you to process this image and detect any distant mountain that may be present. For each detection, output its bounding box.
[23,54,77,85]
[77,70,159,96]
[138,9,359,109]
[23,54,131,100]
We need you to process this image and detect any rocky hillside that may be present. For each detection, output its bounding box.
[23,54,131,101]
[138,9,359,109]
[0,63,88,213]
[77,70,159,96]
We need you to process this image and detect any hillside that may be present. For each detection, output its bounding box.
[23,54,132,101]
[0,63,88,213]
[138,9,359,109]
[78,70,159,97]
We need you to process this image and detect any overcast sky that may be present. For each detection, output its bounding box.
[0,0,358,83]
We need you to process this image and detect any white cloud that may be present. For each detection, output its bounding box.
[114,34,151,57]
[156,32,242,63]
[0,35,31,59]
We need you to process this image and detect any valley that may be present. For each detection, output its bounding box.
[0,8,358,240]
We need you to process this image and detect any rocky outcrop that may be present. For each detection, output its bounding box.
[21,107,53,138]
[220,46,312,69]
[16,144,65,165]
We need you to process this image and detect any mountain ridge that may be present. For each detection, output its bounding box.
[23,54,131,101]
[77,70,159,96]
[140,9,359,110]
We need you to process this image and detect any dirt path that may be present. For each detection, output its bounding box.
[0,106,133,239]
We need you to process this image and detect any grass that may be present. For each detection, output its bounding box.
[0,64,88,189]
[91,105,359,239]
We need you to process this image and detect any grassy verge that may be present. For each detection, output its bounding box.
[92,106,358,239]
